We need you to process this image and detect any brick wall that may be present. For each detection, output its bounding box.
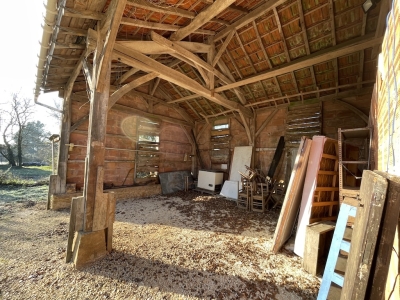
[372,2,400,175]
[66,93,192,189]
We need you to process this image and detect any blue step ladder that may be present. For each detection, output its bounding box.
[317,199,358,300]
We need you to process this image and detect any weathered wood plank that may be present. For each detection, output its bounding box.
[368,172,400,300]
[341,170,388,300]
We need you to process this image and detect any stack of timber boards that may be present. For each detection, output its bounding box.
[272,136,312,253]
[294,136,339,257]
[285,103,321,148]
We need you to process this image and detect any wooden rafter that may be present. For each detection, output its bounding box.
[170,0,236,41]
[214,0,286,42]
[272,7,291,64]
[151,32,246,102]
[215,35,383,93]
[212,30,235,67]
[327,0,339,88]
[252,20,273,69]
[296,0,318,93]
[234,32,257,74]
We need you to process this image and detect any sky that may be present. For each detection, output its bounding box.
[0,0,61,134]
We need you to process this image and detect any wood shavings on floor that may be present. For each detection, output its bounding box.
[0,191,320,299]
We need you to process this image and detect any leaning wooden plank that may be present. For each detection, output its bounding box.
[294,135,327,257]
[368,172,400,300]
[271,136,312,253]
[341,170,388,300]
[66,196,84,263]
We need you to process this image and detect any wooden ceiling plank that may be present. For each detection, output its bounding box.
[215,35,383,93]
[212,30,235,67]
[170,0,237,41]
[214,0,287,42]
[126,0,195,19]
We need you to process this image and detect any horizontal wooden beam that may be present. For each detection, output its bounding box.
[167,94,201,104]
[63,8,103,20]
[115,40,210,55]
[126,0,195,19]
[120,17,214,35]
[58,26,88,37]
[215,35,383,93]
[55,43,86,49]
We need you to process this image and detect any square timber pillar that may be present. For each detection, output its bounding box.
[66,61,116,267]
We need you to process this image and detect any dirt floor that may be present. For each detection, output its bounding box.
[0,191,320,299]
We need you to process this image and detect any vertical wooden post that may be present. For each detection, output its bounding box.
[57,94,71,193]
[83,63,111,232]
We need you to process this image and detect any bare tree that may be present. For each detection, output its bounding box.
[0,92,33,166]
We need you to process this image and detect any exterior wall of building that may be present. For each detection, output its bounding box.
[372,2,400,175]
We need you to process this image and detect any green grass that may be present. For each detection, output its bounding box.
[0,165,51,186]
[0,165,52,204]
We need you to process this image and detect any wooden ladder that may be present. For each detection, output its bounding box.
[317,198,358,300]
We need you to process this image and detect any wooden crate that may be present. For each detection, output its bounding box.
[303,221,335,275]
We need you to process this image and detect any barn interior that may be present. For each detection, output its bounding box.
[34,0,400,298]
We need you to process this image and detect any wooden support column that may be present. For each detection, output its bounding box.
[66,0,127,269]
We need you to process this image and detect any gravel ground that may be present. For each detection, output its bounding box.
[0,191,320,299]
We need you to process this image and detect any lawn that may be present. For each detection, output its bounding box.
[0,165,52,203]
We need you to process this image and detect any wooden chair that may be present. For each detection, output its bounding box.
[237,171,253,210]
[266,180,286,209]
[251,182,268,212]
